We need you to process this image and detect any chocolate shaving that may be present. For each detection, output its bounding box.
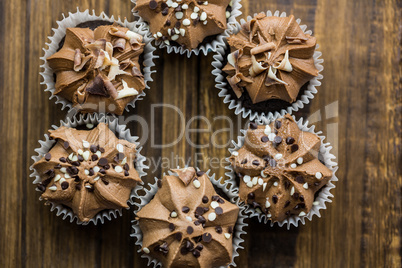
[86,74,109,97]
[113,38,126,52]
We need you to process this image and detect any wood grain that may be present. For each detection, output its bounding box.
[0,0,400,267]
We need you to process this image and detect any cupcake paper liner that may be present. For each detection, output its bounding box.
[131,0,242,57]
[40,8,157,113]
[212,10,324,121]
[131,168,248,267]
[225,115,338,229]
[30,113,148,225]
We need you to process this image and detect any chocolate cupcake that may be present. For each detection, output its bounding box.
[226,114,338,228]
[132,0,242,56]
[132,167,247,267]
[213,11,323,120]
[41,9,156,114]
[30,114,147,224]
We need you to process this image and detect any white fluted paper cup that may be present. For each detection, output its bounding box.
[131,0,242,57]
[212,10,324,121]
[30,113,148,225]
[40,8,157,113]
[225,115,338,229]
[131,168,248,267]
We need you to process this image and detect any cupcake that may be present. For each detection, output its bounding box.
[134,167,245,267]
[31,115,146,223]
[41,10,156,114]
[228,114,337,226]
[133,0,241,55]
[213,11,323,120]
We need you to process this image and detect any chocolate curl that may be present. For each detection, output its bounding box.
[113,38,126,52]
[94,50,106,69]
[285,36,308,44]
[250,42,275,55]
[126,31,144,50]
[108,27,128,39]
[73,50,92,72]
[85,39,107,55]
[131,66,144,78]
[129,38,143,51]
[105,42,114,59]
[249,55,269,77]
[118,59,132,71]
[100,73,118,99]
[75,83,87,104]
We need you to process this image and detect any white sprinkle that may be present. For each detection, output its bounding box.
[268,133,276,141]
[183,19,190,26]
[273,182,278,187]
[246,181,253,188]
[313,201,320,206]
[166,0,173,7]
[96,151,101,158]
[86,124,94,129]
[180,28,185,36]
[68,153,74,161]
[226,11,230,18]
[211,201,219,209]
[115,166,123,173]
[83,151,90,161]
[175,12,184,20]
[208,212,217,221]
[72,155,78,162]
[194,6,200,12]
[60,167,67,173]
[315,172,323,179]
[77,149,83,155]
[168,28,172,36]
[265,200,271,208]
[49,185,57,191]
[200,12,207,21]
[262,182,267,191]
[94,176,100,181]
[203,20,208,25]
[171,2,178,8]
[203,1,208,5]
[231,151,239,156]
[290,163,297,169]
[186,216,192,222]
[190,12,198,19]
[121,157,127,165]
[261,170,267,178]
[164,40,170,45]
[143,247,150,254]
[93,166,100,173]
[116,144,124,153]
[258,178,264,185]
[255,208,262,214]
[82,140,90,148]
[303,182,309,189]
[156,32,163,38]
[182,4,188,9]
[224,233,231,239]
[85,185,92,189]
[252,177,258,185]
[171,34,180,41]
[54,175,61,182]
[264,125,271,135]
[193,179,201,189]
[59,178,66,184]
[275,154,283,160]
[64,174,71,179]
[267,213,272,218]
[290,186,295,196]
[84,169,89,175]
[297,157,303,165]
[170,211,178,218]
[299,211,306,217]
[153,34,157,39]
[243,175,251,183]
[174,28,180,34]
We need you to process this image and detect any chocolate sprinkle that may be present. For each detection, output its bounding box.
[124,170,129,176]
[296,176,305,184]
[98,158,108,166]
[149,0,158,9]
[241,159,248,164]
[215,226,222,234]
[202,233,212,243]
[291,144,299,152]
[90,145,97,153]
[274,136,282,145]
[249,122,258,130]
[59,157,66,163]
[195,244,203,251]
[272,195,278,204]
[37,184,46,192]
[101,178,109,185]
[252,160,260,166]
[269,159,277,167]
[195,207,205,216]
[45,153,51,161]
[192,250,200,258]
[284,200,290,208]
[196,171,205,177]
[274,120,282,129]
[228,226,233,234]
[286,137,295,144]
[261,136,269,142]
[247,192,255,200]
[61,181,69,190]
[157,179,162,188]
[202,196,209,203]
[182,206,190,213]
[169,223,175,231]
[63,141,70,149]
[187,226,194,234]
[77,155,84,162]
[215,207,223,215]
[54,164,61,169]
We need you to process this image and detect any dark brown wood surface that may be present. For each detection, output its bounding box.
[0,0,401,267]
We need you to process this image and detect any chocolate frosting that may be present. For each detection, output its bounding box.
[134,0,231,49]
[137,167,239,267]
[47,25,146,115]
[229,115,332,222]
[33,123,141,222]
[223,13,318,104]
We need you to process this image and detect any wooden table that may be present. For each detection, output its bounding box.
[0,0,400,267]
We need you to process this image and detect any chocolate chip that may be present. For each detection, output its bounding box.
[99,147,105,153]
[286,137,295,144]
[247,192,255,200]
[98,158,108,166]
[149,0,158,9]
[272,195,278,204]
[192,249,200,258]
[284,200,290,208]
[180,245,189,255]
[90,145,97,153]
[54,164,61,169]
[274,120,282,129]
[284,180,291,189]
[175,232,182,241]
[165,19,171,26]
[124,170,129,176]
[217,198,225,204]
[215,207,223,215]
[187,226,194,234]
[269,159,277,167]
[274,136,282,145]
[196,171,205,177]
[161,2,167,9]
[202,196,209,203]
[249,122,258,130]
[215,226,222,234]
[293,192,299,199]
[59,157,66,163]
[63,141,70,149]
[182,206,190,213]
[261,136,269,142]
[298,203,306,209]
[61,181,69,190]
[90,154,98,161]
[88,168,95,176]
[291,144,299,152]
[104,164,110,170]
[241,159,248,164]
[228,226,233,234]
[169,223,175,231]
[211,195,219,201]
[157,179,162,188]
[194,220,200,226]
[175,6,182,12]
[296,176,304,184]
[37,184,46,192]
[45,153,51,161]
[195,244,203,251]
[299,195,305,202]
[195,207,204,216]
[202,233,212,243]
[198,215,206,224]
[102,178,109,185]
[77,155,84,162]
[252,160,260,166]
